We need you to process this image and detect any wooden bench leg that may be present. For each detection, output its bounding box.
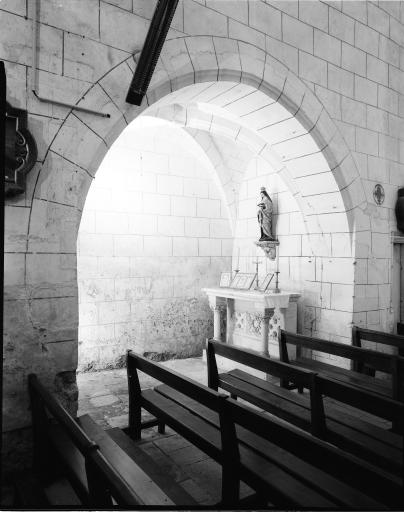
[128,404,142,440]
[127,358,143,441]
[363,366,376,377]
[86,457,113,508]
[30,389,59,484]
[221,468,240,505]
[158,422,165,434]
[390,418,403,434]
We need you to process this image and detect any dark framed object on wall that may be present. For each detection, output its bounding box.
[5,101,37,197]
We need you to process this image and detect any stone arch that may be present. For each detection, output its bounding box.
[31,35,364,341]
[32,36,363,244]
[3,35,368,437]
[25,35,365,377]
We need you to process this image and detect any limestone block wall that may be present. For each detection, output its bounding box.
[2,0,404,470]
[234,154,345,341]
[77,119,231,370]
[235,156,308,284]
[149,84,356,345]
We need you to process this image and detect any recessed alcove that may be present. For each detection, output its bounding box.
[77,116,232,371]
[77,80,351,374]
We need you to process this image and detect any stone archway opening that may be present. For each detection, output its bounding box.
[77,114,232,372]
[2,37,362,451]
[77,79,354,376]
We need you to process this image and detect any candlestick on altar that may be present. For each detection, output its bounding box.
[252,257,262,289]
[274,271,280,293]
[275,244,280,273]
[274,245,280,293]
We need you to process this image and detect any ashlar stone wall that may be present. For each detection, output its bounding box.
[77,118,231,370]
[146,82,356,349]
[235,155,313,326]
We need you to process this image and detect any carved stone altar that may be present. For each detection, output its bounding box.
[202,287,300,357]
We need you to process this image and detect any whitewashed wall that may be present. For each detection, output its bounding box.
[77,119,231,369]
[147,85,356,347]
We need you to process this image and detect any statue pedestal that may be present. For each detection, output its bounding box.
[255,240,279,260]
[202,287,300,357]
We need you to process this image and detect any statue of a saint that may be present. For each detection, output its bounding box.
[257,187,274,241]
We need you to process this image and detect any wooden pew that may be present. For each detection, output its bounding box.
[28,374,188,507]
[279,329,404,400]
[353,326,404,374]
[221,396,403,508]
[353,326,404,356]
[126,350,402,509]
[206,339,404,475]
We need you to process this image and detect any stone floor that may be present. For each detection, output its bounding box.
[77,357,208,429]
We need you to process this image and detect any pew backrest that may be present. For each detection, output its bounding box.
[314,374,404,431]
[127,350,226,411]
[353,326,404,356]
[207,339,315,390]
[280,330,399,374]
[207,339,404,436]
[221,396,404,508]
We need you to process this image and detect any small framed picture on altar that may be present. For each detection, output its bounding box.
[230,272,256,290]
[219,272,232,287]
[258,273,274,292]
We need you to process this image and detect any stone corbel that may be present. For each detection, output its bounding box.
[254,240,279,260]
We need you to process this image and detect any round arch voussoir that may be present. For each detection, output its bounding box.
[39,35,363,254]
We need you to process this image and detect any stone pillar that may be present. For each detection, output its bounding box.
[226,298,234,344]
[207,295,226,342]
[261,309,271,355]
[212,305,223,341]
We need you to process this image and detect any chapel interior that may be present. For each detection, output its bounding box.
[2,0,404,508]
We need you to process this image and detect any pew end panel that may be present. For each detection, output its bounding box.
[28,373,160,508]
